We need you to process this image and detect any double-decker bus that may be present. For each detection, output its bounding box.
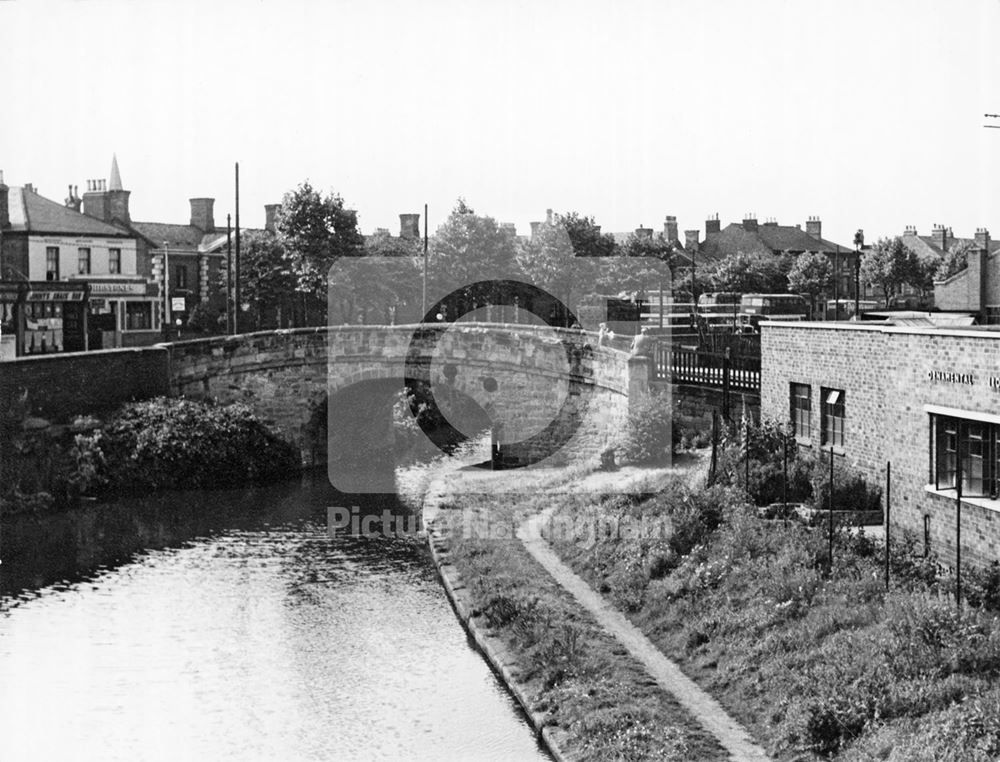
[738,293,810,332]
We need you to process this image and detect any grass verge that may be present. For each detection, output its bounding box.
[429,466,729,761]
[545,475,1000,761]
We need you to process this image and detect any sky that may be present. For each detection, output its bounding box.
[2,0,1000,247]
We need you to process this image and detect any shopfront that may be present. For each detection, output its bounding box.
[0,282,92,357]
[80,278,161,349]
[0,283,22,360]
[761,321,1000,568]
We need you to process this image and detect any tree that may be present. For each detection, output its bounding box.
[428,200,522,318]
[516,215,601,326]
[609,231,684,299]
[709,251,788,294]
[935,239,975,282]
[275,181,364,324]
[559,212,618,258]
[860,237,919,304]
[787,251,833,319]
[227,229,298,329]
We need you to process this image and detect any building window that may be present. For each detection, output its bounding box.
[46,247,59,280]
[124,302,152,331]
[790,383,811,440]
[821,388,845,448]
[77,248,91,275]
[109,248,121,274]
[174,264,188,290]
[930,414,999,498]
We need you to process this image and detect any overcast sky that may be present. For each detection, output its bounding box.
[3,0,999,247]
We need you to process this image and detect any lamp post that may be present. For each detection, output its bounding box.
[853,229,864,319]
[162,241,170,337]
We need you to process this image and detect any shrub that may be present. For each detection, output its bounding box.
[809,455,883,514]
[618,390,679,464]
[711,417,811,505]
[71,397,300,495]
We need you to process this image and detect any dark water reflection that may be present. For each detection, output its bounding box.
[0,475,549,761]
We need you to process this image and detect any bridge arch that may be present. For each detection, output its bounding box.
[163,324,649,470]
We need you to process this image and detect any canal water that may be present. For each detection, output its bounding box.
[0,474,550,761]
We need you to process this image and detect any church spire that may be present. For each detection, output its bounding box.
[109,154,123,191]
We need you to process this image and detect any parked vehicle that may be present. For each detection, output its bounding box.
[739,293,810,331]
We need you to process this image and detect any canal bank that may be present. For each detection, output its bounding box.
[422,463,732,762]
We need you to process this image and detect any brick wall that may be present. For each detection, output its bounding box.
[762,321,1000,567]
[0,346,169,421]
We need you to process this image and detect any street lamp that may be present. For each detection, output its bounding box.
[162,241,171,336]
[853,229,864,318]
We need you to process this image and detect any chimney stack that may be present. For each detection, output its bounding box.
[904,225,917,236]
[742,214,758,233]
[634,225,653,239]
[805,216,822,239]
[970,228,990,317]
[82,179,111,222]
[546,208,553,225]
[265,204,280,234]
[663,215,679,244]
[189,198,216,233]
[399,213,420,239]
[0,170,8,230]
[932,223,949,252]
[684,229,700,252]
[705,213,720,236]
[530,221,541,239]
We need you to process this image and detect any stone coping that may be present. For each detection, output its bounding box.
[761,320,1000,340]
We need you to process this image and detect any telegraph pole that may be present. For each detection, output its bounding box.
[422,203,428,319]
[226,214,233,335]
[234,162,241,334]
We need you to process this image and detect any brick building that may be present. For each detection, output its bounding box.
[933,227,1000,323]
[0,169,161,355]
[77,156,234,335]
[761,319,1000,567]
[685,214,858,312]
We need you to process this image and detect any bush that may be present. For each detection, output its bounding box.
[71,397,300,495]
[618,391,679,464]
[809,455,883,514]
[712,417,811,505]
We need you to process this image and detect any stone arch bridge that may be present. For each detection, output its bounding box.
[0,324,656,488]
[164,324,653,478]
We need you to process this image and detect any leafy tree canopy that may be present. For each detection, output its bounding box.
[709,251,788,294]
[787,251,833,313]
[275,181,364,296]
[860,237,919,302]
[935,239,975,282]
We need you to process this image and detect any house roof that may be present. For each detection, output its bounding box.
[5,186,131,237]
[130,222,237,253]
[698,222,850,264]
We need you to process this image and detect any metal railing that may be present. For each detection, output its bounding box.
[653,344,760,393]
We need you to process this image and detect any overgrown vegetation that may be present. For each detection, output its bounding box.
[437,477,727,761]
[711,418,882,515]
[617,390,680,464]
[71,397,300,495]
[547,474,1000,759]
